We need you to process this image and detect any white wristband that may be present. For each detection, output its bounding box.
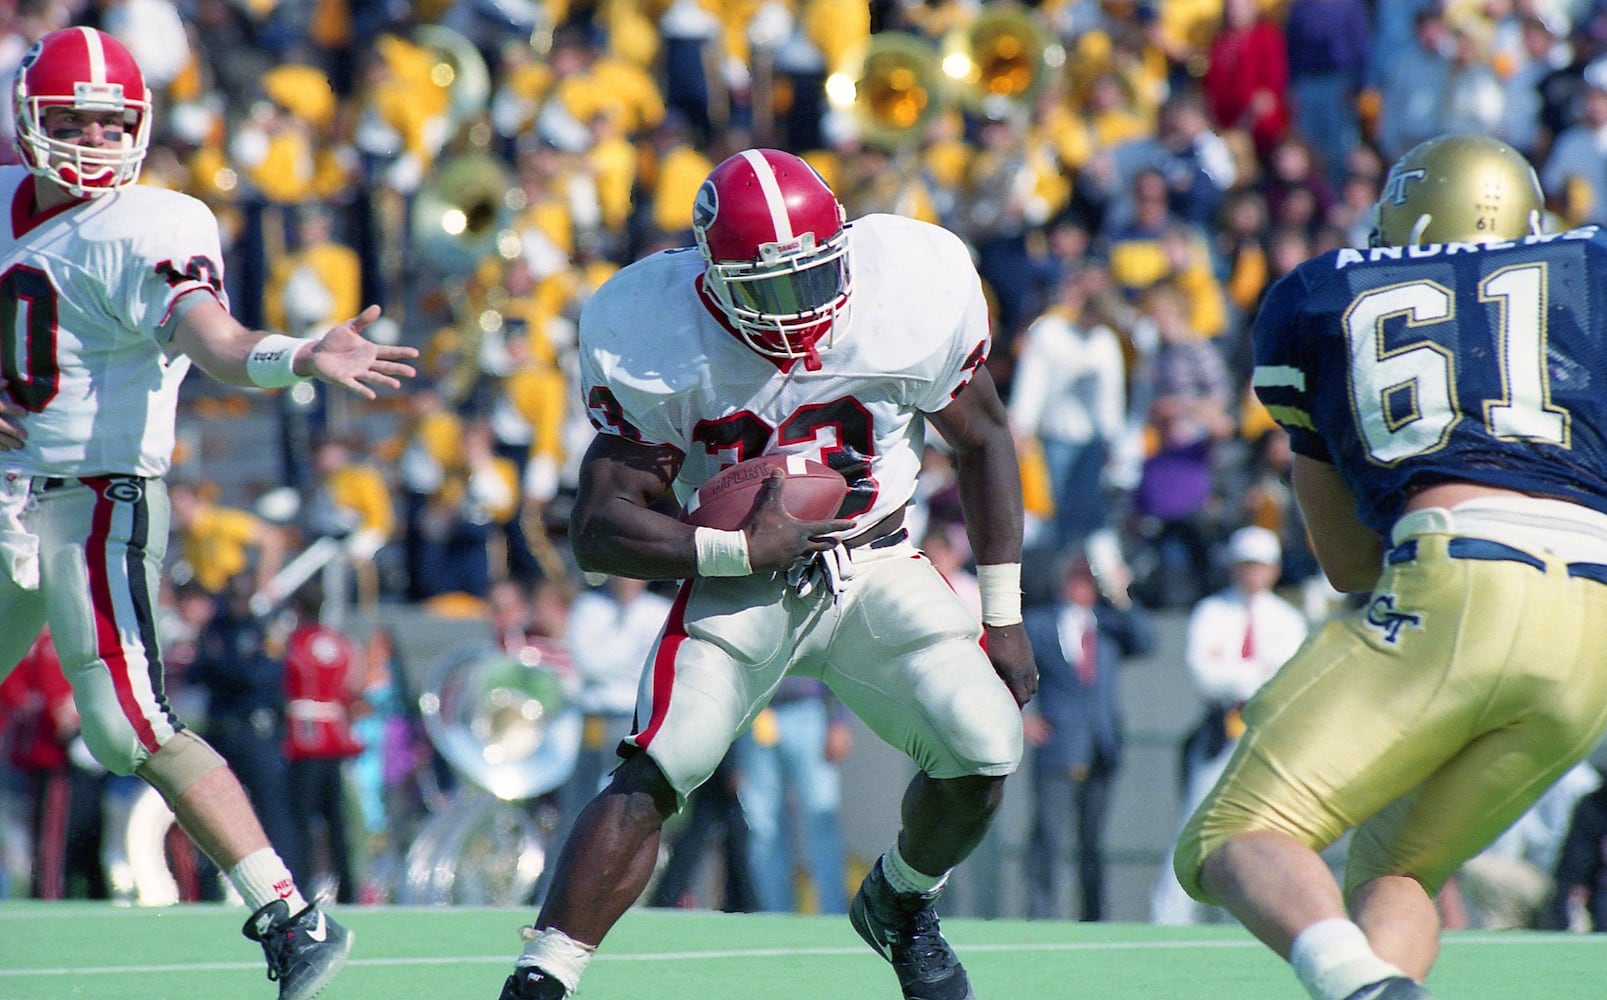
[977,562,1023,626]
[246,334,316,388]
[694,526,752,577]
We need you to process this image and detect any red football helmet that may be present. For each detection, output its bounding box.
[693,149,851,362]
[13,27,151,197]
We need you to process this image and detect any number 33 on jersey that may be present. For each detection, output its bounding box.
[1253,225,1607,535]
[578,213,990,535]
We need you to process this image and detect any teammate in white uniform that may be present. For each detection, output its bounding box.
[0,27,416,1000]
[500,149,1035,1000]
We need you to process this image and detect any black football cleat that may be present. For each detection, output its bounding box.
[499,966,568,999]
[243,900,354,1000]
[850,858,976,1000]
[1343,976,1434,1000]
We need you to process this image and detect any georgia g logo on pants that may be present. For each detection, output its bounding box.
[103,477,144,503]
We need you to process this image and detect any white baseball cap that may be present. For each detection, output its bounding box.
[1227,525,1282,566]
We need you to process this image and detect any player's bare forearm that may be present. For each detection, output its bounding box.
[930,366,1025,566]
[572,495,703,580]
[953,442,1025,564]
[571,467,850,580]
[570,436,694,579]
[1291,454,1383,592]
[174,301,416,398]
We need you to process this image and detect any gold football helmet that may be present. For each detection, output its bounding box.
[1370,134,1544,247]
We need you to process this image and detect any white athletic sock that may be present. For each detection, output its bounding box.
[1289,918,1409,1000]
[881,840,949,897]
[517,927,595,994]
[228,848,308,915]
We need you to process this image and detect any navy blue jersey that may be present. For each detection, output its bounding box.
[1253,225,1607,534]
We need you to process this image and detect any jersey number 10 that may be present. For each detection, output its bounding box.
[0,265,59,412]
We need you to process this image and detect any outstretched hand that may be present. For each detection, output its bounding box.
[305,305,419,399]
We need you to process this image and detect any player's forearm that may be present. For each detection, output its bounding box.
[953,440,1026,566]
[935,368,1025,566]
[571,499,700,581]
[174,300,316,387]
[1291,455,1382,591]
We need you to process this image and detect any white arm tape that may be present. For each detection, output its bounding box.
[977,562,1023,626]
[246,334,316,388]
[694,526,752,577]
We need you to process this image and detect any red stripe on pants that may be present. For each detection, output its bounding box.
[633,582,693,750]
[85,481,159,752]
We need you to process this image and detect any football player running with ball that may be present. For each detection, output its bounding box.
[498,148,1036,1000]
[0,27,416,1000]
[1174,133,1607,1000]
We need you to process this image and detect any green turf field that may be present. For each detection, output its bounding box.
[0,902,1600,999]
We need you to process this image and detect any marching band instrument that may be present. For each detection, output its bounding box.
[413,24,493,137]
[940,3,1060,115]
[409,150,524,277]
[402,642,581,904]
[825,32,949,152]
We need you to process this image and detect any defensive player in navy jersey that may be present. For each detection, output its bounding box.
[1173,133,1607,1000]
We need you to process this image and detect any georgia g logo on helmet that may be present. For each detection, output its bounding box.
[691,149,853,367]
[13,26,153,197]
[693,180,718,234]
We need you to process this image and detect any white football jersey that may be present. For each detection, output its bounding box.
[579,213,991,533]
[0,166,228,477]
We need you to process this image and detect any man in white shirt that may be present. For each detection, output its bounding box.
[1009,267,1129,556]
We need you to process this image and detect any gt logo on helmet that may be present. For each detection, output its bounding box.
[1381,167,1427,207]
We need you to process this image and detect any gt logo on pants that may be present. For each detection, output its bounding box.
[1365,593,1422,644]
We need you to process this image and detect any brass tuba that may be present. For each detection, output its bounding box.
[409,149,524,277]
[825,31,949,151]
[413,24,493,137]
[403,643,582,905]
[417,642,581,803]
[939,3,1060,115]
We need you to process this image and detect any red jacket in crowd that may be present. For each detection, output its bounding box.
[282,623,364,760]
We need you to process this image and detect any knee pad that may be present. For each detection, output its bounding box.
[135,729,226,800]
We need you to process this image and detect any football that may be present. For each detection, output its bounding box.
[681,454,849,530]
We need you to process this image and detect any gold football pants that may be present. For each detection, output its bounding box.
[1176,530,1607,901]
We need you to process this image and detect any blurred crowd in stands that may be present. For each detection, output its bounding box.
[10,0,1607,615]
[11,0,1607,927]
